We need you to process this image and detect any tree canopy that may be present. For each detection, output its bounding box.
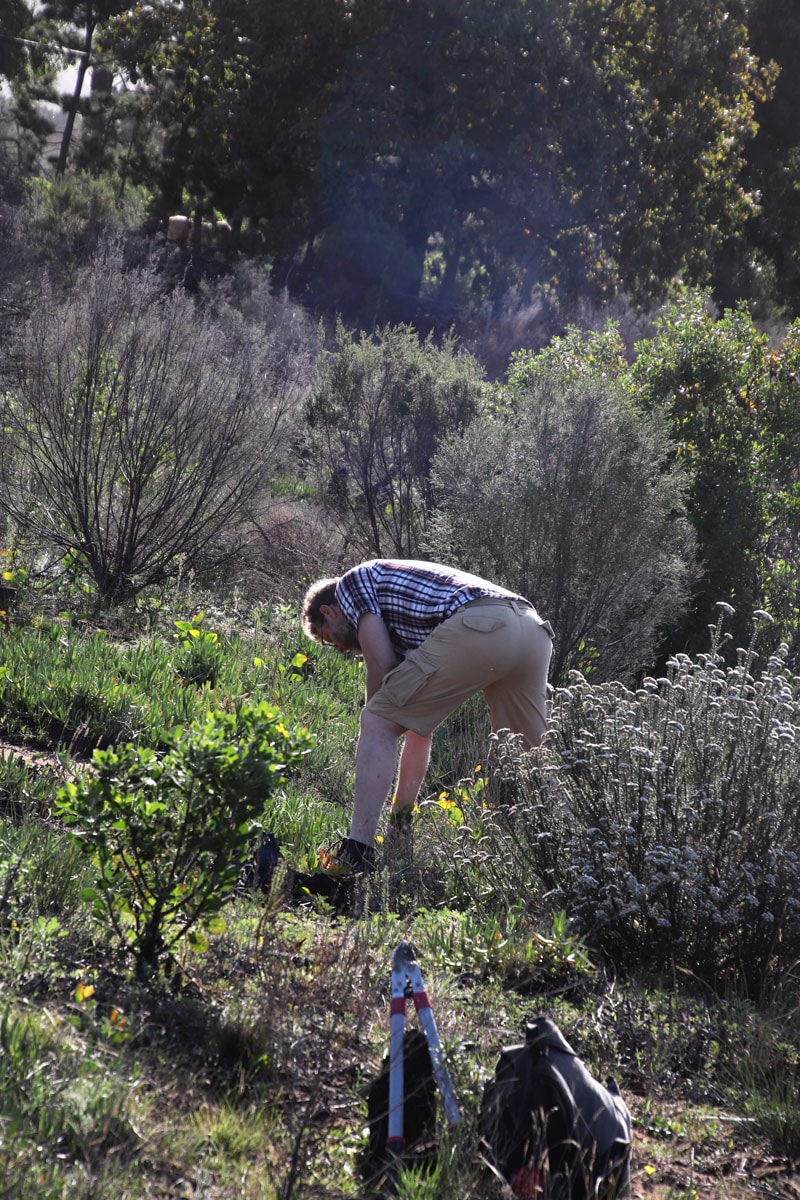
[58,0,775,327]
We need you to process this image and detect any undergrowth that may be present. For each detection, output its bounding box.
[0,596,798,1196]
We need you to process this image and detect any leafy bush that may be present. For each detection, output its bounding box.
[55,702,312,973]
[22,172,149,267]
[306,322,484,559]
[630,294,800,659]
[468,609,800,998]
[429,325,696,682]
[172,613,225,686]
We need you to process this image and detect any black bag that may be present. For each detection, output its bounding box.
[361,1029,438,1187]
[479,1017,632,1199]
[235,832,280,897]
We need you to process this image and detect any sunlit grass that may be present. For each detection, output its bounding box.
[0,597,798,1196]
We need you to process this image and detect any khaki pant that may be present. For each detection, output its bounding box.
[366,598,554,749]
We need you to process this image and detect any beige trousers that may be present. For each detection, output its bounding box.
[365,597,554,749]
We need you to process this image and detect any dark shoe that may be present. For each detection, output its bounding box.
[289,837,374,916]
[336,836,376,873]
[386,805,415,834]
[384,806,415,860]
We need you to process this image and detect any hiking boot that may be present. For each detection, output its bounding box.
[384,804,415,857]
[289,837,375,916]
[386,804,415,834]
[335,836,376,874]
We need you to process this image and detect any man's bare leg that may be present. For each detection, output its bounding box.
[393,729,432,813]
[348,708,405,846]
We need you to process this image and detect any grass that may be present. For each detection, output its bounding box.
[0,594,799,1197]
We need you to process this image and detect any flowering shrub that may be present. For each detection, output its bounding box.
[466,609,800,997]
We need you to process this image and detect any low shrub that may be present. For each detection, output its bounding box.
[56,702,312,974]
[462,608,800,999]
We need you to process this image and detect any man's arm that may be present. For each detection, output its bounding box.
[356,612,400,699]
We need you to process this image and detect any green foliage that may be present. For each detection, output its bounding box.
[307,322,484,558]
[0,603,361,787]
[299,0,768,321]
[0,805,87,959]
[0,1002,142,1197]
[0,545,29,604]
[430,324,695,682]
[23,171,148,262]
[0,588,799,1193]
[55,702,312,972]
[74,0,769,325]
[0,0,32,84]
[594,0,770,301]
[0,750,61,823]
[172,612,225,686]
[631,295,800,659]
[0,619,190,749]
[736,0,800,316]
[410,905,593,992]
[730,1007,800,1156]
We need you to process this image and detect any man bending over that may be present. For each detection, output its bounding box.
[293,559,553,903]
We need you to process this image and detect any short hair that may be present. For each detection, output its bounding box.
[302,577,340,642]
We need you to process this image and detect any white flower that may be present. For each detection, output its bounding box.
[716,601,736,615]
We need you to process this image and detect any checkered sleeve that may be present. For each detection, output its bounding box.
[335,565,381,630]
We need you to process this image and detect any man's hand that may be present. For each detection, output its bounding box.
[357,612,400,699]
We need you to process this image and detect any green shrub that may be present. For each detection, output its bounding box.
[55,702,312,973]
[429,325,695,683]
[172,613,226,686]
[23,171,148,265]
[630,295,800,659]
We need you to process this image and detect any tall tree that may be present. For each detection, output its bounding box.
[99,0,771,326]
[37,1,130,175]
[593,0,770,300]
[733,0,800,315]
[0,0,32,85]
[300,0,771,324]
[104,0,349,242]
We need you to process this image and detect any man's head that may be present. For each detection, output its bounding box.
[302,577,360,653]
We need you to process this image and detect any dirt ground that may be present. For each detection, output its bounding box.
[627,1097,799,1199]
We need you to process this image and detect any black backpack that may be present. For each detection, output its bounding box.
[479,1017,632,1199]
[361,1029,438,1188]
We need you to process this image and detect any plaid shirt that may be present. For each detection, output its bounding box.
[335,559,531,654]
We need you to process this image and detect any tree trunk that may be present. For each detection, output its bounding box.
[55,19,95,177]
